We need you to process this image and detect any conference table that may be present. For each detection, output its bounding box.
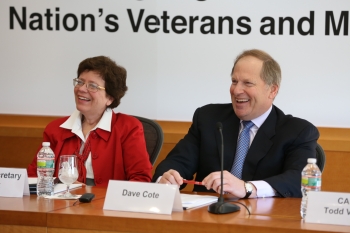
[1,186,349,233]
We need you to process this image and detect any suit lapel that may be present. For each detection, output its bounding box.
[242,107,277,180]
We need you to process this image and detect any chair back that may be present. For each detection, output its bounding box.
[316,143,326,172]
[133,116,164,165]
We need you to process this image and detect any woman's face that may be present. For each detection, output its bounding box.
[74,71,113,120]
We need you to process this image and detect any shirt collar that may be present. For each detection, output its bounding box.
[60,109,113,134]
[250,105,272,129]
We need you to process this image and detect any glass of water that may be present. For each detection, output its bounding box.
[58,155,79,198]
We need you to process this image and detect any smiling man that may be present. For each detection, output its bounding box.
[152,49,319,198]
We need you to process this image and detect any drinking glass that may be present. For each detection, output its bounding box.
[58,155,79,198]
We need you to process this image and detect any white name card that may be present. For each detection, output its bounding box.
[305,191,350,226]
[103,180,183,215]
[0,167,30,197]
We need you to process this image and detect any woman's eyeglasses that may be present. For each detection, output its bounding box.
[73,78,105,93]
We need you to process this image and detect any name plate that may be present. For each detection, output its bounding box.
[305,191,350,226]
[0,167,30,197]
[103,180,183,215]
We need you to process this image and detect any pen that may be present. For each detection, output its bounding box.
[183,179,204,185]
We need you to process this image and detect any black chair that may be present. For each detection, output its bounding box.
[133,116,164,165]
[316,143,326,172]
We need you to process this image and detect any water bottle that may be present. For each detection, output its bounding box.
[300,158,322,219]
[37,142,55,196]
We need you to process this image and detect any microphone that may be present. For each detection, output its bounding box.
[208,122,240,214]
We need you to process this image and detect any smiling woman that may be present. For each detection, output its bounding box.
[27,56,153,187]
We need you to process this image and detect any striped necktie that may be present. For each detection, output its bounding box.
[230,121,254,179]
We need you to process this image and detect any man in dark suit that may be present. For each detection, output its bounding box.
[152,49,319,198]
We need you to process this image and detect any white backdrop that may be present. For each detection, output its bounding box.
[1,0,349,127]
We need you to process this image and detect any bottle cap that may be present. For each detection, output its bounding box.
[307,158,317,164]
[42,142,50,147]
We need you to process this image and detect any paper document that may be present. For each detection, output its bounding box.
[53,183,82,194]
[28,177,82,194]
[181,194,218,210]
[44,193,82,200]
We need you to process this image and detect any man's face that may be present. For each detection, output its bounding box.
[230,56,279,121]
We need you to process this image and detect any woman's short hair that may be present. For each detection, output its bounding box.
[77,56,128,109]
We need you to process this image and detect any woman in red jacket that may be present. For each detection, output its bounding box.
[27,56,152,187]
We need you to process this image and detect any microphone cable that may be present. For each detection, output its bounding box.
[230,201,251,215]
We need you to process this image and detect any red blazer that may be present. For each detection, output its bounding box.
[27,112,152,187]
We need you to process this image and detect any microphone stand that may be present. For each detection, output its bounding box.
[208,122,240,214]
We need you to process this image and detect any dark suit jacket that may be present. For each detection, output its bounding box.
[152,104,319,197]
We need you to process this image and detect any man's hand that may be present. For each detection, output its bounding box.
[158,169,184,186]
[202,170,252,198]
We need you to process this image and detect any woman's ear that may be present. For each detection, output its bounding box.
[106,95,114,107]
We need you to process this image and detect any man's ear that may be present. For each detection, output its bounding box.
[269,84,279,99]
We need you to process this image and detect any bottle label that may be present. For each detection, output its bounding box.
[37,159,54,168]
[302,176,321,188]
